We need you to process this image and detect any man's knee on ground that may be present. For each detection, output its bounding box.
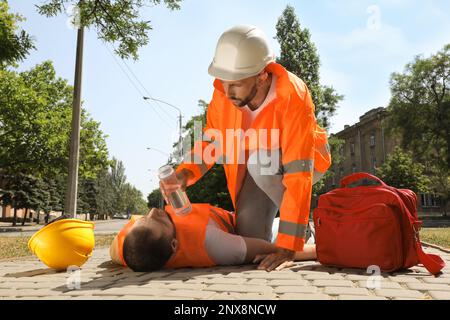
[236,215,272,242]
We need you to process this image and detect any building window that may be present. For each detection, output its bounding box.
[339,168,344,177]
[331,174,336,187]
[350,143,355,156]
[339,145,344,156]
[352,164,357,173]
[420,194,441,208]
[370,132,376,147]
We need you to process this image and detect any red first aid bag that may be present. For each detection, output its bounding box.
[313,172,445,274]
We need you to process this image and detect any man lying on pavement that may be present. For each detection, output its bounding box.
[109,204,316,272]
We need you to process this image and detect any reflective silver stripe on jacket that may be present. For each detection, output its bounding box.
[278,220,308,238]
[316,143,331,156]
[282,159,314,174]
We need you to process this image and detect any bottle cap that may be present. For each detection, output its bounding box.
[158,165,174,179]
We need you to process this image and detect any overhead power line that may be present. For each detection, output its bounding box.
[102,43,176,129]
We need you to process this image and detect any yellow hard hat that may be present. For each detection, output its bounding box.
[28,218,95,271]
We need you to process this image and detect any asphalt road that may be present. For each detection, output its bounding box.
[0,219,129,237]
[1,217,449,237]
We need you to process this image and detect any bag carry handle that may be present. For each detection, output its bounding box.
[340,172,387,188]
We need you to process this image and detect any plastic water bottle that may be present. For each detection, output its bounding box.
[158,165,192,215]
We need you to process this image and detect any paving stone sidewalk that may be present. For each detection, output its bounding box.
[1,244,449,300]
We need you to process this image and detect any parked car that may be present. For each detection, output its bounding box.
[112,213,129,219]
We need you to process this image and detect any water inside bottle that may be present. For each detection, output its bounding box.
[167,189,191,215]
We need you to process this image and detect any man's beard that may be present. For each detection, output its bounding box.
[231,83,258,108]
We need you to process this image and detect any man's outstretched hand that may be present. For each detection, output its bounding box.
[253,247,295,272]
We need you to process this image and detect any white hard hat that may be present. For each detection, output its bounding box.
[208,25,275,81]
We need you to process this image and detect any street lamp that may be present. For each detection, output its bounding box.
[143,97,184,162]
[146,146,172,164]
[66,1,85,218]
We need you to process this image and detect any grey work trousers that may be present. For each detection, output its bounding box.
[235,151,325,243]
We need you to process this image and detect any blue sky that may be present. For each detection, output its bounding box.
[8,0,450,197]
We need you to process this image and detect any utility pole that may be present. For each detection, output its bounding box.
[65,5,84,218]
[143,97,183,162]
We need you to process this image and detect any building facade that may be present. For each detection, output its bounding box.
[323,107,444,214]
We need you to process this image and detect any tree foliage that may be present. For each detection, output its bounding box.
[36,0,182,60]
[274,5,344,198]
[0,3,148,223]
[0,0,35,68]
[387,44,450,213]
[0,173,48,225]
[375,147,431,194]
[0,61,109,179]
[275,5,343,130]
[147,188,162,208]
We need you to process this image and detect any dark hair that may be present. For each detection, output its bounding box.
[123,226,174,272]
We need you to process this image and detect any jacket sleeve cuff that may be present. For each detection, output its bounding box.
[276,233,305,252]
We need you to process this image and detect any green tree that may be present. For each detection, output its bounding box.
[110,158,126,190]
[147,188,162,208]
[20,175,46,226]
[275,5,343,130]
[0,173,46,226]
[37,0,182,60]
[274,5,344,199]
[83,159,147,219]
[119,183,147,215]
[0,61,109,179]
[78,177,98,219]
[0,60,112,222]
[95,169,116,219]
[109,157,126,212]
[375,147,431,194]
[430,167,450,216]
[0,0,35,68]
[134,194,149,215]
[387,44,450,214]
[79,111,110,179]
[185,165,233,211]
[40,176,64,224]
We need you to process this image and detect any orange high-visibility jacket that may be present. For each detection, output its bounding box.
[177,62,331,252]
[116,204,236,268]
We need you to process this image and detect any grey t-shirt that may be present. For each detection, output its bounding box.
[204,218,247,265]
[204,217,282,265]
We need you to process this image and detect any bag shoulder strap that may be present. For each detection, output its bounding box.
[391,188,445,275]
